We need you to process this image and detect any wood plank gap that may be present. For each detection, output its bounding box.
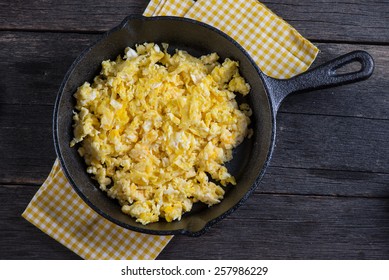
[2,183,387,200]
[270,164,389,176]
[0,102,56,107]
[311,39,389,47]
[278,111,389,122]
[253,192,389,200]
[1,31,389,48]
[0,28,104,35]
[0,182,42,188]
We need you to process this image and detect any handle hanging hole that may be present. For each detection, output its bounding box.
[333,60,363,76]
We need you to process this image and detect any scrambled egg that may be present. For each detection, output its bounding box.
[70,43,252,225]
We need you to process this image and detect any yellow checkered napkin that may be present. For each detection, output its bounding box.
[23,0,318,260]
[23,159,171,259]
[145,0,319,78]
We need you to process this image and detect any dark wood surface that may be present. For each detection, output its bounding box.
[0,0,388,260]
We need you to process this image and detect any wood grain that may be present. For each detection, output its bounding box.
[0,32,98,106]
[262,0,389,43]
[0,185,81,259]
[2,106,388,189]
[1,33,388,119]
[2,184,388,260]
[1,32,388,190]
[273,113,389,173]
[0,0,388,260]
[0,1,388,43]
[280,43,389,120]
[159,191,389,259]
[260,166,389,198]
[0,0,149,32]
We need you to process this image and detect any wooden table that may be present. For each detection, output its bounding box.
[1,0,388,260]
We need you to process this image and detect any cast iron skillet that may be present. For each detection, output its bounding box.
[53,15,374,236]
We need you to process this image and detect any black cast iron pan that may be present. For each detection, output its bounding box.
[54,15,374,236]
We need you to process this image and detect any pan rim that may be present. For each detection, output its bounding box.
[53,15,277,236]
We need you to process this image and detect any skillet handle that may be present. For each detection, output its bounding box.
[264,50,374,112]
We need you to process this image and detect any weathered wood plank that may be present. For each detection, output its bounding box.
[0,32,99,106]
[0,0,388,43]
[1,32,387,120]
[0,0,149,32]
[272,113,389,174]
[158,192,389,259]
[1,33,388,191]
[0,124,55,185]
[0,185,81,259]
[1,0,388,262]
[262,0,389,43]
[260,166,389,198]
[1,103,388,194]
[279,43,389,120]
[2,184,388,259]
